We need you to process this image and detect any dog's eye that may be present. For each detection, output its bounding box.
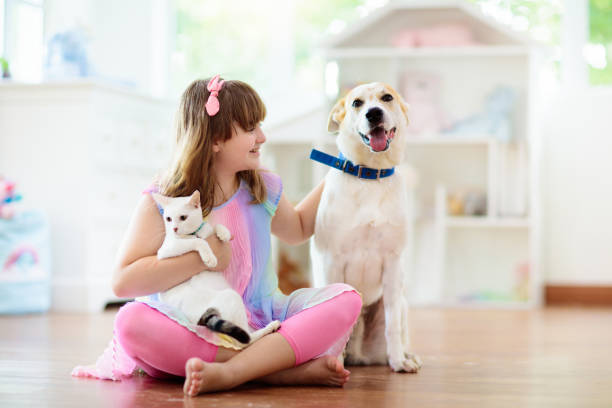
[166,216,172,222]
[381,94,394,102]
[352,99,364,108]
[180,215,187,221]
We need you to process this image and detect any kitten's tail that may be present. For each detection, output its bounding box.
[198,308,251,344]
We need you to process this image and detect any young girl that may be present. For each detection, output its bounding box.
[73,75,362,396]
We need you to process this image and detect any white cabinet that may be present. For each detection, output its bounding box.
[0,81,175,311]
[320,1,542,307]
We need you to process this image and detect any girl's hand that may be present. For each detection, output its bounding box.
[271,180,325,245]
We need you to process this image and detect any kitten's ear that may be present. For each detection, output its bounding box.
[189,190,201,208]
[151,193,169,208]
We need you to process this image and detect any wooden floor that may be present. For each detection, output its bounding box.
[1,307,611,408]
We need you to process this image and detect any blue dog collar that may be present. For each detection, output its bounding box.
[309,149,395,180]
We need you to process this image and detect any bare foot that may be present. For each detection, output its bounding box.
[184,355,350,396]
[183,358,235,396]
[260,355,350,387]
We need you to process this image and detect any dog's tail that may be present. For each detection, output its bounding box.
[198,308,251,344]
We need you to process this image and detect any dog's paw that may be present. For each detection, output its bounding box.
[215,225,231,242]
[389,353,422,373]
[344,353,371,366]
[405,353,423,369]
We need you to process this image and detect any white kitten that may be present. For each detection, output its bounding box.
[151,190,279,344]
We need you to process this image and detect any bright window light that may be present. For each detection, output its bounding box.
[0,0,5,57]
[325,61,339,98]
[584,43,607,70]
[327,19,346,36]
[5,0,43,82]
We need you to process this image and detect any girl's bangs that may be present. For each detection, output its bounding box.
[230,83,267,131]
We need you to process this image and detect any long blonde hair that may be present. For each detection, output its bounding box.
[160,78,267,217]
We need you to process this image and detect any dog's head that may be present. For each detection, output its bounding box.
[328,82,409,168]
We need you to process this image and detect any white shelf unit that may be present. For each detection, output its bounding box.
[262,107,329,291]
[321,0,542,308]
[325,45,529,59]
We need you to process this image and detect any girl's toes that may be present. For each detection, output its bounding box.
[187,357,204,372]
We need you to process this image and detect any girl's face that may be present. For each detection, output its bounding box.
[213,122,266,173]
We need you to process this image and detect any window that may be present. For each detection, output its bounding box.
[1,0,44,82]
[589,0,612,85]
[0,0,5,58]
[173,0,371,99]
[469,0,612,87]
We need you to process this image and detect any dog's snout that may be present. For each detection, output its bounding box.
[366,107,383,125]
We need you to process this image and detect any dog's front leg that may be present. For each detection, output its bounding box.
[400,295,422,371]
[383,257,420,373]
[344,313,369,365]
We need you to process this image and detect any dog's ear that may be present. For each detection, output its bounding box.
[327,97,346,133]
[399,97,410,126]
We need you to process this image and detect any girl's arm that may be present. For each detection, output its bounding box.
[271,179,325,245]
[111,194,232,298]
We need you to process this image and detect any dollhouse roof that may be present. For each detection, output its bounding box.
[322,0,533,49]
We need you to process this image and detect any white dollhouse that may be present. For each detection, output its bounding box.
[266,0,542,307]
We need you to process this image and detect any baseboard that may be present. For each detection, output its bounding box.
[52,279,116,312]
[545,285,612,306]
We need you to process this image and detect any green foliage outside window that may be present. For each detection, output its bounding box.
[468,0,612,86]
[293,0,367,86]
[175,0,612,92]
[589,0,612,85]
[174,0,275,94]
[174,0,368,96]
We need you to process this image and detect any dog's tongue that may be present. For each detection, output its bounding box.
[369,127,387,152]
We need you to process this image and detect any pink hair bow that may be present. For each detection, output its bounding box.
[205,74,225,116]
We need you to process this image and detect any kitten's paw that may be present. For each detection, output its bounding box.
[266,320,281,333]
[215,225,231,242]
[199,251,218,268]
[157,249,170,260]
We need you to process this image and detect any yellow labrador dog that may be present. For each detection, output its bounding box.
[311,82,422,373]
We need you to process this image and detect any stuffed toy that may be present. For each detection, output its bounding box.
[391,24,478,48]
[401,71,451,136]
[0,177,22,219]
[447,190,487,216]
[443,86,517,142]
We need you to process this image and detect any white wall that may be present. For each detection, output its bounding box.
[43,0,174,97]
[541,87,612,284]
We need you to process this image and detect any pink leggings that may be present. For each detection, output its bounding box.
[114,290,361,378]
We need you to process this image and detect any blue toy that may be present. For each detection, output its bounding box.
[44,29,91,79]
[443,86,517,142]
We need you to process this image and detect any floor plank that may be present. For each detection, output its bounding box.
[1,307,611,407]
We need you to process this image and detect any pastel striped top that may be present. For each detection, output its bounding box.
[71,171,354,380]
[140,171,352,350]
